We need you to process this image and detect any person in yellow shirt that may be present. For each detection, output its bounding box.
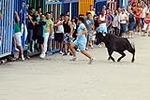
[40,12,53,58]
[88,5,95,18]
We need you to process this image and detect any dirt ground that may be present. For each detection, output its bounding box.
[0,35,150,100]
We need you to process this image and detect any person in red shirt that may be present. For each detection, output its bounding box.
[142,7,150,36]
[134,4,142,33]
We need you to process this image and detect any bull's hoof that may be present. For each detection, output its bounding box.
[112,60,115,62]
[131,59,135,63]
[117,59,121,62]
[108,57,111,60]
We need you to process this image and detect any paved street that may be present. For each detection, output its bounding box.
[0,35,150,100]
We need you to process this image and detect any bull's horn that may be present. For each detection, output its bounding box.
[102,33,106,37]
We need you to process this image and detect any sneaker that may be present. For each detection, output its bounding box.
[85,47,88,51]
[15,48,19,52]
[91,45,94,49]
[89,58,95,64]
[59,51,63,54]
[77,48,80,52]
[21,55,25,61]
[63,52,67,56]
[40,53,45,59]
[99,44,102,48]
[70,56,77,61]
[67,51,70,55]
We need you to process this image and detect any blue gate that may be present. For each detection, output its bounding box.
[62,0,78,18]
[95,0,107,15]
[0,0,14,58]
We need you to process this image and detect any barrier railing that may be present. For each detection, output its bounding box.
[0,0,14,58]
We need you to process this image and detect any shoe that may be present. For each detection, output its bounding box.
[89,58,95,64]
[15,48,19,52]
[59,51,63,54]
[67,51,70,55]
[85,48,88,51]
[21,55,25,61]
[63,52,67,56]
[27,50,31,54]
[40,53,45,59]
[77,48,80,52]
[91,45,94,49]
[99,44,102,48]
[70,56,77,61]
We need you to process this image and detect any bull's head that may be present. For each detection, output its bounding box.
[95,32,106,45]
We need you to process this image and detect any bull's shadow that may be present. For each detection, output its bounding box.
[95,33,135,63]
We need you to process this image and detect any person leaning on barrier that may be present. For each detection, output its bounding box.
[54,14,65,54]
[13,11,25,61]
[35,14,46,58]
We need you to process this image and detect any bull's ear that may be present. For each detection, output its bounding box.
[102,33,106,37]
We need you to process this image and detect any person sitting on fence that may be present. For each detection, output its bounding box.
[13,11,25,61]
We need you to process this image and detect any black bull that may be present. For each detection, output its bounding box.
[95,33,135,62]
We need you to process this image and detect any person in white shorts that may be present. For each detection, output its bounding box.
[14,11,25,60]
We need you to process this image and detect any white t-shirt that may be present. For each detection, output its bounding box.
[142,6,148,18]
[113,15,119,27]
[56,20,64,33]
[99,15,107,27]
[119,13,127,24]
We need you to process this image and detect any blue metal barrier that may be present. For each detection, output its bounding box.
[62,0,78,18]
[0,0,14,58]
[95,0,107,15]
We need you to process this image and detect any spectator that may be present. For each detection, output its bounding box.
[13,11,25,61]
[71,17,77,40]
[85,12,94,50]
[20,1,28,46]
[142,6,150,36]
[97,9,107,47]
[37,6,42,15]
[54,14,65,54]
[88,5,95,18]
[128,8,136,38]
[40,12,53,58]
[141,2,148,28]
[112,9,120,36]
[134,3,142,33]
[97,9,107,34]
[106,9,113,34]
[119,8,128,37]
[36,14,46,57]
[27,7,37,52]
[63,15,73,55]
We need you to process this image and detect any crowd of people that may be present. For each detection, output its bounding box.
[12,0,150,64]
